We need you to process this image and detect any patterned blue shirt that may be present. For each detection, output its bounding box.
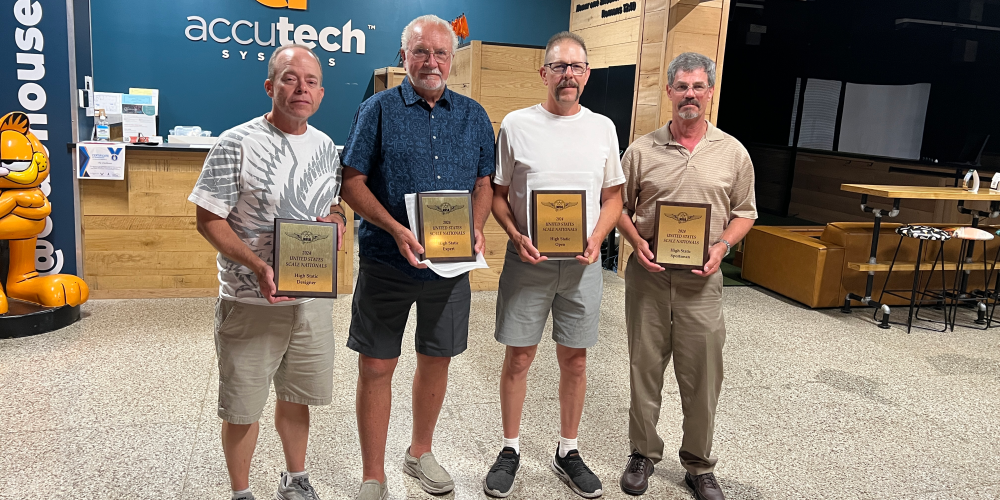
[341,77,496,281]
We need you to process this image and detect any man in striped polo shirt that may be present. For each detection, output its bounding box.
[616,52,757,500]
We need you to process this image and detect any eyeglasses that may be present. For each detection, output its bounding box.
[408,48,452,63]
[544,62,589,76]
[671,83,710,95]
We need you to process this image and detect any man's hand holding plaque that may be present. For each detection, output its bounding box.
[652,201,712,270]
[273,218,339,298]
[416,192,477,263]
[531,190,588,258]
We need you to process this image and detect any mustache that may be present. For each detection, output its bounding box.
[680,98,700,107]
[557,80,579,90]
[419,68,443,76]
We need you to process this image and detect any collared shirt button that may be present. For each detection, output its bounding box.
[431,114,434,118]
[437,175,441,179]
[433,136,437,139]
[435,155,439,159]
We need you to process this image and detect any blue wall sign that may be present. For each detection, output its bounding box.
[91,0,570,143]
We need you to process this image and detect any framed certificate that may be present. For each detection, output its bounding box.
[652,201,711,269]
[531,190,587,257]
[273,219,338,298]
[416,192,476,263]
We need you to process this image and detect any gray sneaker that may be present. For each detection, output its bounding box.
[356,479,388,500]
[402,447,455,494]
[275,471,320,500]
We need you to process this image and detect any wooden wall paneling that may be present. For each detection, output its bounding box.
[576,18,642,49]
[479,71,546,100]
[80,179,128,215]
[630,0,668,144]
[588,43,641,69]
[480,45,544,72]
[471,41,483,102]
[570,0,643,31]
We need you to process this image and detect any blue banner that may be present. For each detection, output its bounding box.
[2,0,79,275]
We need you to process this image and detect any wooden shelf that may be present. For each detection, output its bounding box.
[848,261,993,272]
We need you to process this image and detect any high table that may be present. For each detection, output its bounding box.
[839,184,1000,328]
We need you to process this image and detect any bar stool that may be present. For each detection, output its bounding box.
[949,227,999,329]
[876,225,952,333]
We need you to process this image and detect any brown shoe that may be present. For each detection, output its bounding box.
[619,452,654,495]
[684,472,725,500]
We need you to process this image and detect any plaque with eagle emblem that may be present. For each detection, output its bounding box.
[416,192,476,263]
[273,218,338,298]
[531,190,587,257]
[652,201,711,269]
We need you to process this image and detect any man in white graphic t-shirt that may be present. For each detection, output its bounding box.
[188,44,345,500]
[483,31,624,499]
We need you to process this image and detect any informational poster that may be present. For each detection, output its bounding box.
[77,142,127,180]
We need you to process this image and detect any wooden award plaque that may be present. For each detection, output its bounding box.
[652,201,711,270]
[273,219,338,298]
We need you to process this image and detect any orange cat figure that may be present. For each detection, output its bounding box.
[0,111,88,315]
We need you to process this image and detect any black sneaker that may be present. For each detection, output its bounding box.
[483,446,520,497]
[551,446,603,498]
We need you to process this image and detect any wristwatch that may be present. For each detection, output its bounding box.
[716,239,731,257]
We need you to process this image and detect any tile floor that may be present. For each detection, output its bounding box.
[1,270,998,499]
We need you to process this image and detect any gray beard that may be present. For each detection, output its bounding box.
[410,72,447,91]
[678,109,700,120]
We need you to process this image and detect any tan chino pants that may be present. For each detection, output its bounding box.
[624,252,726,475]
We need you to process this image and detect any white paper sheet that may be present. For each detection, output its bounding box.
[122,114,156,138]
[94,92,122,115]
[404,190,489,278]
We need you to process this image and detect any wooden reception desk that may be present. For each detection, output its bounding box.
[78,145,355,299]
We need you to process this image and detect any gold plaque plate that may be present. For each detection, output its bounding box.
[273,219,338,298]
[531,190,587,257]
[416,192,476,263]
[652,201,711,270]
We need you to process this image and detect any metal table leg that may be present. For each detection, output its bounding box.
[842,195,900,329]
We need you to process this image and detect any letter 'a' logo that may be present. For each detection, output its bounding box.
[257,0,306,10]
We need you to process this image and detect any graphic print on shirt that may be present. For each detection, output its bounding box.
[192,118,339,299]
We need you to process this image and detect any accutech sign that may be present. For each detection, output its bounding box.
[184,0,370,66]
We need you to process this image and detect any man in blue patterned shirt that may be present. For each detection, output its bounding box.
[339,14,495,500]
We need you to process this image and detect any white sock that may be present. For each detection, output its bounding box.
[503,436,520,455]
[288,470,308,478]
[558,436,578,457]
[231,488,252,499]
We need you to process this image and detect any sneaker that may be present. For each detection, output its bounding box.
[402,447,455,494]
[684,472,725,500]
[551,446,603,498]
[483,446,520,497]
[275,471,320,500]
[355,479,388,500]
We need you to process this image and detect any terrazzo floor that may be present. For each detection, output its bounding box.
[2,267,999,499]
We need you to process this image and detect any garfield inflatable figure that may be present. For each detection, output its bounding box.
[0,111,88,315]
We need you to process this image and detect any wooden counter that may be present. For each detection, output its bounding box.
[79,147,355,299]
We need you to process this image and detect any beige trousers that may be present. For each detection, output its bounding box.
[624,253,726,475]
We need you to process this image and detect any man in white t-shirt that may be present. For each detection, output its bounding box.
[483,32,624,499]
[188,44,345,500]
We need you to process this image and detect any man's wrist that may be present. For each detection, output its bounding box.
[715,239,731,256]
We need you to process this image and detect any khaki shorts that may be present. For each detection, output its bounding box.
[214,298,335,424]
[494,241,604,348]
